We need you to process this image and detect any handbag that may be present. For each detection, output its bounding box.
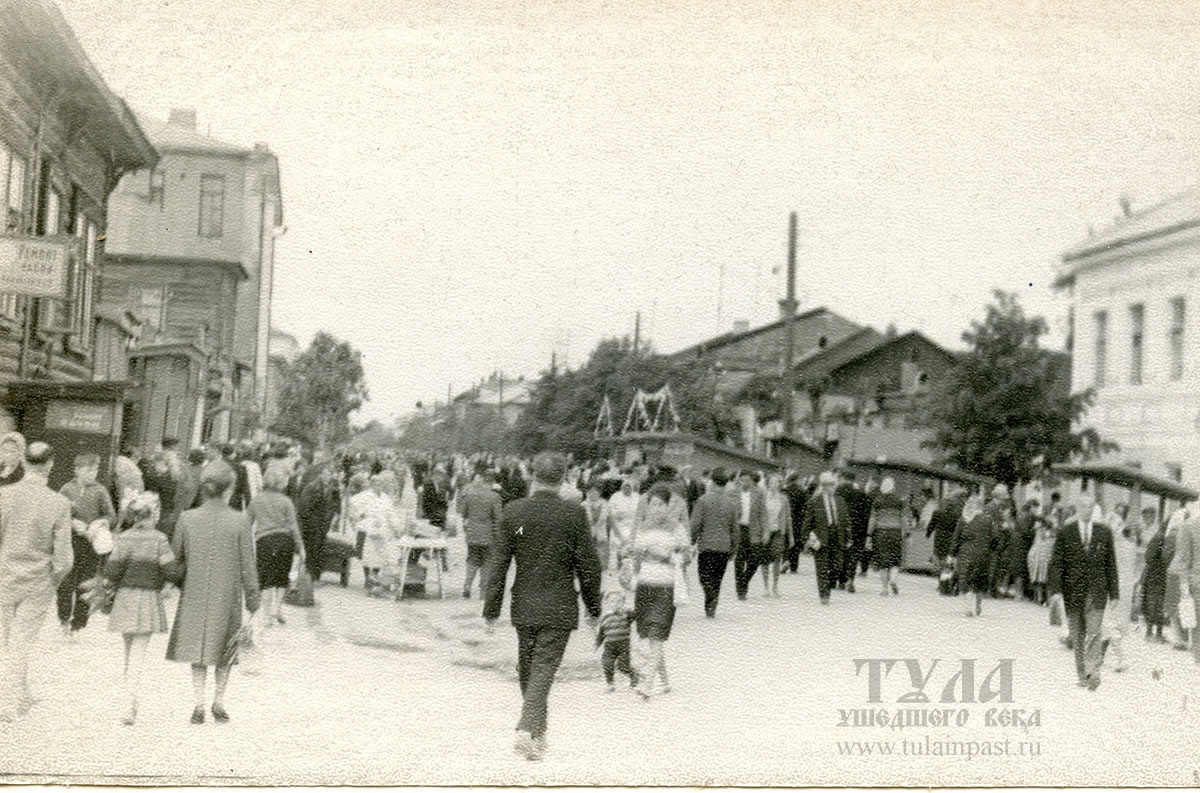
[617,557,637,591]
[1180,589,1197,631]
[672,560,691,607]
[283,567,315,607]
[89,519,114,555]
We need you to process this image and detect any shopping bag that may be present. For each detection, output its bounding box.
[1048,594,1064,627]
[672,562,691,607]
[223,624,262,674]
[283,568,315,607]
[937,566,956,596]
[1180,590,1197,631]
[617,557,637,592]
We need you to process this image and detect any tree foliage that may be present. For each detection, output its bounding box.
[925,290,1113,487]
[509,336,740,459]
[271,331,368,451]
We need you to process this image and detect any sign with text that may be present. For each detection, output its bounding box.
[0,235,71,297]
[45,400,116,435]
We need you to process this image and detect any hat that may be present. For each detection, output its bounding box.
[879,477,895,495]
[819,471,838,485]
[25,441,53,465]
[990,483,1008,498]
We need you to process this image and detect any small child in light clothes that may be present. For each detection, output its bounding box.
[595,590,638,691]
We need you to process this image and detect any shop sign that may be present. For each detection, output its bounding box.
[0,235,71,297]
[45,400,116,435]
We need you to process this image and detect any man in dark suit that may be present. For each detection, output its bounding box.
[1048,488,1119,691]
[801,471,851,604]
[483,452,603,762]
[836,473,871,592]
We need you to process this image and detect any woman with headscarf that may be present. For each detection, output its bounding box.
[0,431,26,486]
[951,494,994,617]
[868,477,906,597]
[165,463,260,724]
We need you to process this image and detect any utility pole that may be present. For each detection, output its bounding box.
[779,212,799,438]
[633,311,641,356]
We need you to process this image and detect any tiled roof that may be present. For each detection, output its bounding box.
[1062,185,1200,262]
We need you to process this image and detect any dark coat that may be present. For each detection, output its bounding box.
[1141,528,1175,625]
[951,512,998,593]
[482,490,603,630]
[1048,518,1119,615]
[837,484,872,546]
[297,479,339,538]
[801,490,851,550]
[929,495,965,560]
[421,478,449,528]
[689,489,738,554]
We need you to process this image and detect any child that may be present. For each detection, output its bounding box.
[595,590,638,692]
[103,492,179,725]
[57,452,117,638]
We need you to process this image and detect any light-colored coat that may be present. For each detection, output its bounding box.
[166,501,260,666]
[0,475,73,603]
[1168,519,1200,590]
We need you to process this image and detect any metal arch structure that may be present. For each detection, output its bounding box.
[621,386,682,435]
[594,393,615,438]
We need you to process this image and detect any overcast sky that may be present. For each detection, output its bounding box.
[62,0,1200,423]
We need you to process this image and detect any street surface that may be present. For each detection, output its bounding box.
[2,544,1198,786]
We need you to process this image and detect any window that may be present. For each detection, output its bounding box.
[1130,304,1145,385]
[1093,311,1108,387]
[1166,463,1183,483]
[148,168,164,208]
[198,174,224,237]
[1170,296,1185,381]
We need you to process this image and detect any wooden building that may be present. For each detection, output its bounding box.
[0,0,157,477]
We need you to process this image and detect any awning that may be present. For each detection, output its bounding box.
[1051,463,1198,502]
[846,456,991,486]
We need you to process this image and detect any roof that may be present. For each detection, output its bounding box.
[791,329,956,386]
[0,0,157,173]
[790,327,886,384]
[666,306,847,360]
[847,456,991,486]
[1051,462,1198,502]
[1061,185,1200,265]
[102,252,249,281]
[137,114,248,157]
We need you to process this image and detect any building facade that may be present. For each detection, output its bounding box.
[1056,187,1200,487]
[103,109,284,447]
[0,0,157,484]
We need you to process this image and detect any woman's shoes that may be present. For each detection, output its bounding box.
[891,582,900,595]
[211,704,230,723]
[190,706,205,724]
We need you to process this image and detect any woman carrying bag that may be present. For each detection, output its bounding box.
[166,463,260,724]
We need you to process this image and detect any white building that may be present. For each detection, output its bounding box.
[1056,187,1200,487]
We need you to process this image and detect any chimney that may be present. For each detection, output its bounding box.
[168,108,197,129]
[732,319,750,334]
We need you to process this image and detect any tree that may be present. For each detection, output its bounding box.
[925,290,1114,487]
[508,336,741,458]
[271,331,368,451]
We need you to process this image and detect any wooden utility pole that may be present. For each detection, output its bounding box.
[633,311,641,356]
[779,212,799,437]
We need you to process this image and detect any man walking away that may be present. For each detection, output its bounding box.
[483,452,603,761]
[0,440,73,720]
[459,468,502,598]
[690,469,738,617]
[1048,488,1119,691]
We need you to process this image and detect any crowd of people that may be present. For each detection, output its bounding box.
[2,435,1199,759]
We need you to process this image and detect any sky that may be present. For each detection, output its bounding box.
[60,0,1200,423]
